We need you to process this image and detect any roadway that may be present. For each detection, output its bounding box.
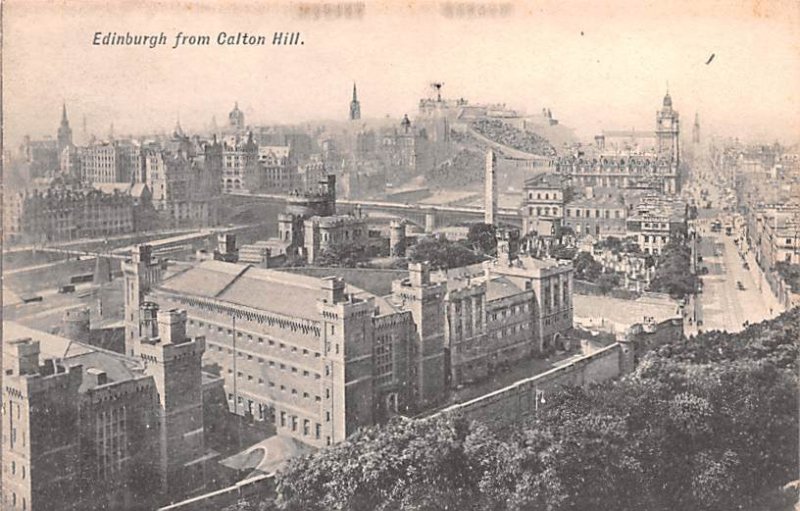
[688,206,779,334]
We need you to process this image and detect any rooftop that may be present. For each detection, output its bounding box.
[3,322,146,391]
[523,172,563,189]
[158,260,378,321]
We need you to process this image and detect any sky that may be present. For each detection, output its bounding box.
[3,0,800,146]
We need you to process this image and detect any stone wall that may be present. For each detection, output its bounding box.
[158,473,276,511]
[435,315,684,426]
[435,343,622,425]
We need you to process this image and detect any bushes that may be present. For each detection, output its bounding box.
[408,236,487,270]
[649,241,699,299]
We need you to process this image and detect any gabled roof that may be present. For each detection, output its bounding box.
[158,260,377,321]
[523,172,563,189]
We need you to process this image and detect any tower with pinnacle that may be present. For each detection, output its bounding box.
[655,89,680,163]
[349,83,361,121]
[57,103,73,152]
[229,102,245,131]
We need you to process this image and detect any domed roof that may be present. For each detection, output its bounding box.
[663,92,672,108]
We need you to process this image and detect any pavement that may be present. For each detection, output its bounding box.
[689,221,780,335]
[574,293,680,335]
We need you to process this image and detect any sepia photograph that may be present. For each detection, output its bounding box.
[2,0,799,509]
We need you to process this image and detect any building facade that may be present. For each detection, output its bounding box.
[521,172,567,238]
[222,133,259,193]
[625,195,688,255]
[2,186,136,244]
[126,256,417,448]
[2,315,210,511]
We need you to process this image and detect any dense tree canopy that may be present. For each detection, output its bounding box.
[466,223,497,256]
[315,240,369,268]
[649,241,699,298]
[572,251,603,282]
[407,236,487,270]
[275,308,800,511]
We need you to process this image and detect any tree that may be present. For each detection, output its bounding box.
[595,236,623,254]
[315,240,367,268]
[597,272,621,294]
[274,309,800,511]
[276,416,482,511]
[573,251,602,282]
[408,236,486,270]
[466,223,497,255]
[648,241,698,298]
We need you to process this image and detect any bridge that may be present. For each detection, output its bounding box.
[223,192,523,231]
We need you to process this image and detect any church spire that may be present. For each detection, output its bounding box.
[349,82,361,121]
[58,102,73,151]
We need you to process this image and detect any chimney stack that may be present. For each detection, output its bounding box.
[320,276,346,304]
[157,309,188,345]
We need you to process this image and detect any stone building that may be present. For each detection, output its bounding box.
[143,134,221,227]
[570,92,681,194]
[521,172,567,238]
[222,133,259,193]
[2,186,136,244]
[564,195,627,238]
[625,195,688,255]
[304,211,369,265]
[379,115,426,172]
[556,155,679,195]
[126,255,418,447]
[80,140,139,184]
[257,145,295,192]
[118,236,574,451]
[2,315,212,511]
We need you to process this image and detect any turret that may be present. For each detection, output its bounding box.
[123,244,164,357]
[139,307,206,499]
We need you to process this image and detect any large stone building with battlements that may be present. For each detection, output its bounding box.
[121,232,574,449]
[2,311,216,511]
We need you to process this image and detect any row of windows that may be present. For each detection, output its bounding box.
[567,208,623,219]
[227,379,327,401]
[489,303,530,322]
[209,342,324,379]
[191,320,321,357]
[528,206,560,217]
[492,321,530,339]
[229,397,332,445]
[527,192,560,200]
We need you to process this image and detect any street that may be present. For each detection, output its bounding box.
[691,227,778,334]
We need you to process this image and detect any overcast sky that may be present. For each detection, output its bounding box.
[3,0,799,146]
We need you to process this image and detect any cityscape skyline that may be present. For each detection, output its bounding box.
[3,0,799,146]
[4,2,800,510]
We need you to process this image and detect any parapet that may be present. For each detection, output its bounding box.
[158,308,188,345]
[320,276,346,304]
[5,338,41,376]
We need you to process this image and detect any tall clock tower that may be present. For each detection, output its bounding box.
[656,91,680,164]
